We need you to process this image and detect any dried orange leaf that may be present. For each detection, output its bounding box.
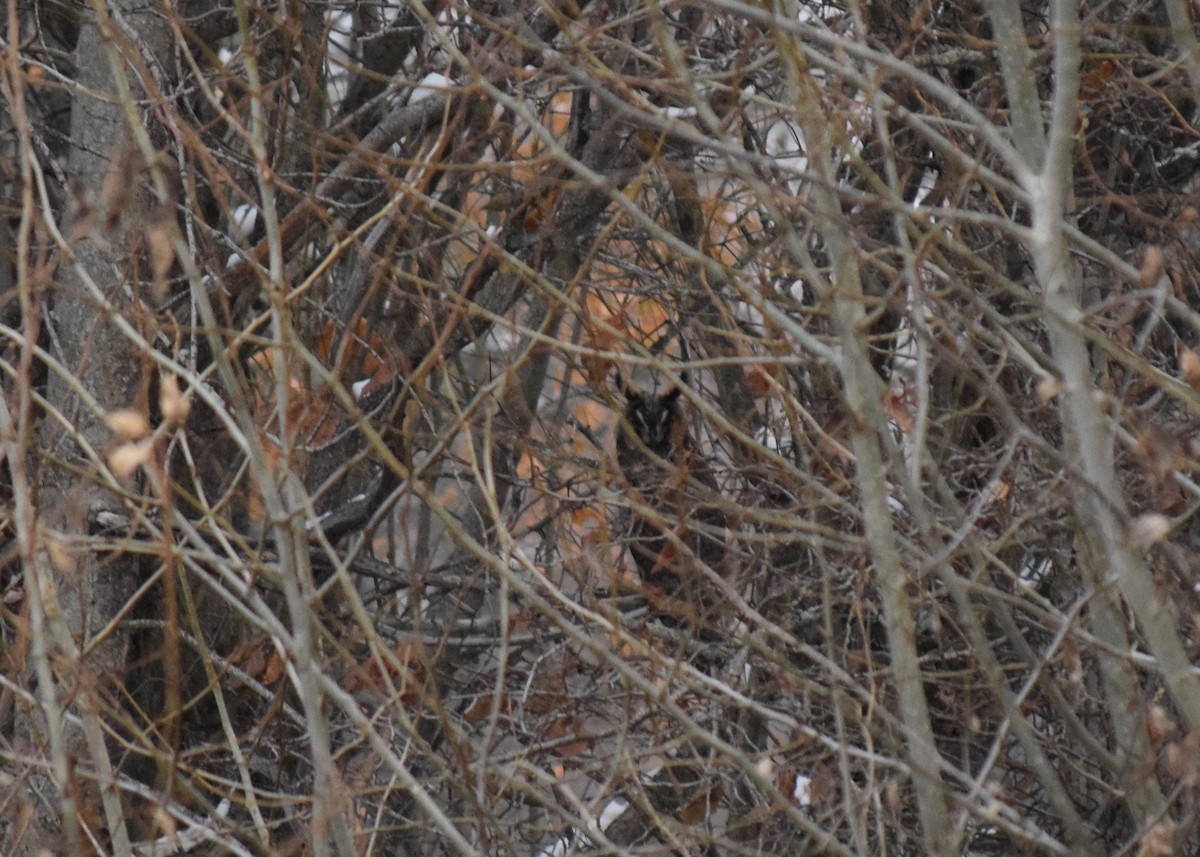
[101,140,140,229]
[462,693,511,725]
[883,385,914,434]
[1127,513,1171,548]
[145,223,175,298]
[1062,637,1083,684]
[1165,731,1200,785]
[228,636,268,679]
[679,786,720,824]
[582,351,614,387]
[105,408,150,440]
[745,363,775,398]
[1036,375,1062,403]
[47,537,73,573]
[1179,347,1200,389]
[1138,245,1165,288]
[1135,821,1176,857]
[262,650,287,684]
[108,440,151,479]
[1147,704,1176,744]
[982,478,1011,505]
[159,374,191,427]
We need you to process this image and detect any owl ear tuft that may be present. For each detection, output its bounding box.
[613,368,641,402]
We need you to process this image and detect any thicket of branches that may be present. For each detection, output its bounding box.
[4,0,1200,854]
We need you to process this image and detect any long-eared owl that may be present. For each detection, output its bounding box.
[613,372,727,626]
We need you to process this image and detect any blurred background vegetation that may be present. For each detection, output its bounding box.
[4,0,1200,854]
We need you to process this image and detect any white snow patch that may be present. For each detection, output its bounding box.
[792,773,813,806]
[412,72,452,102]
[231,204,257,240]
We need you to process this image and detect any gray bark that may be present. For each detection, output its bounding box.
[22,3,173,853]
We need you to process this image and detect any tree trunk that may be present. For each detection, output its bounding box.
[20,3,173,853]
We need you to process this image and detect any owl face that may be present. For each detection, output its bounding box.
[622,386,684,458]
